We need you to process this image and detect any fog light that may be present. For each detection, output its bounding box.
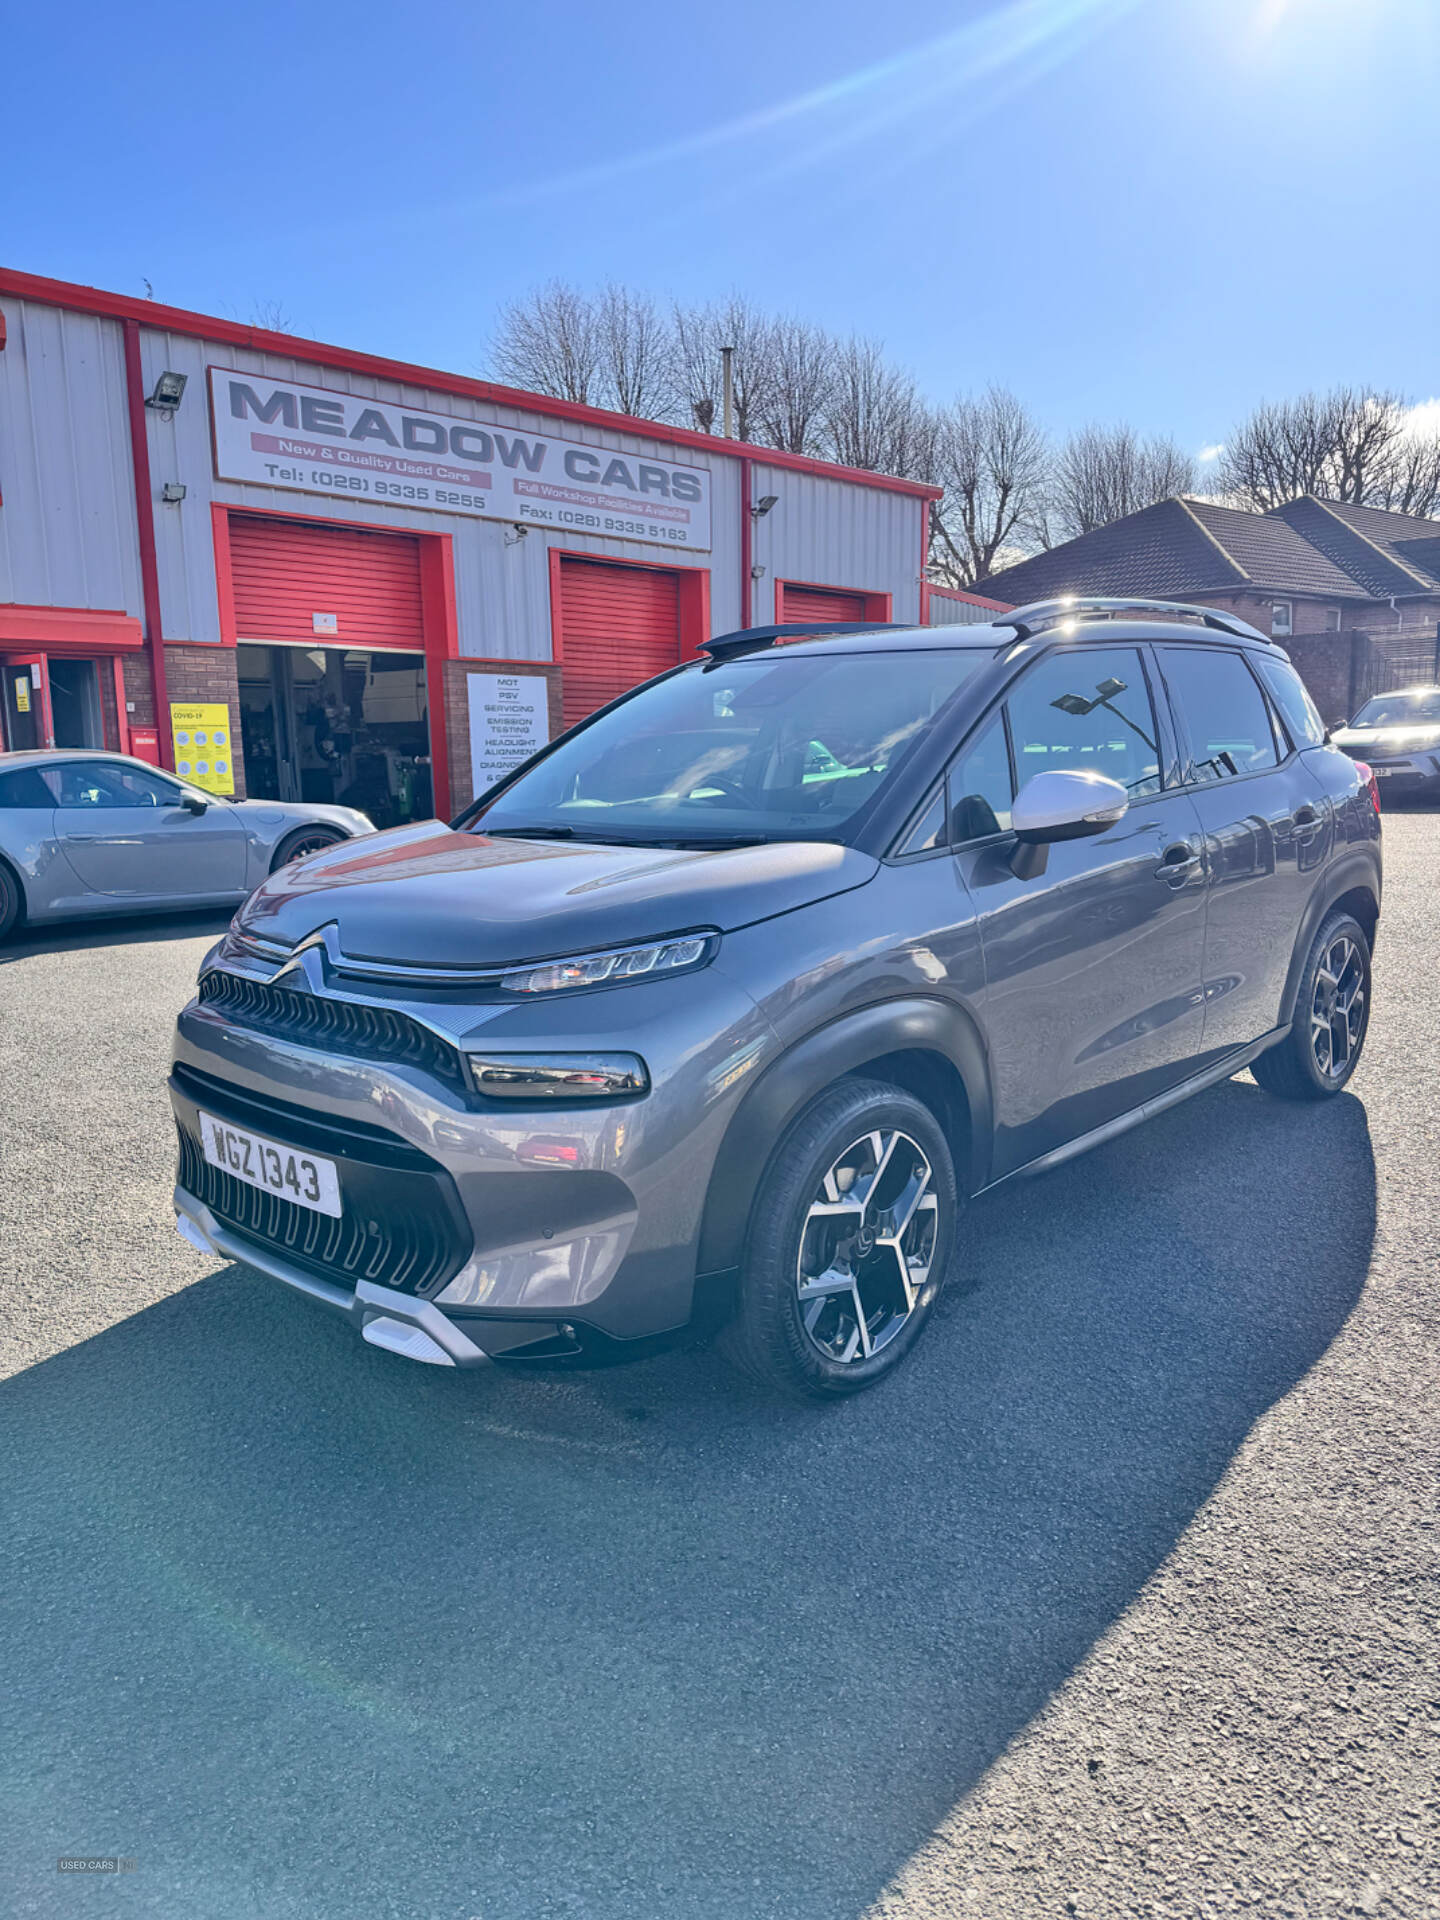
[466,1053,649,1099]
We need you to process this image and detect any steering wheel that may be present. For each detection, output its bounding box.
[687,775,763,810]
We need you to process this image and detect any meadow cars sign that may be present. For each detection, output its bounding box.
[208,369,712,550]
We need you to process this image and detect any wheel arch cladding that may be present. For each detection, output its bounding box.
[695,997,992,1279]
[1279,854,1380,1026]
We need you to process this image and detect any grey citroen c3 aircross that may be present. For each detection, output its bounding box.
[171,599,1382,1399]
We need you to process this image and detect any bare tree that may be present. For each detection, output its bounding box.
[1217,386,1412,511]
[670,297,773,439]
[491,281,601,405]
[1047,423,1197,541]
[754,317,836,456]
[1372,431,1440,519]
[593,284,672,419]
[926,388,1050,587]
[821,337,924,473]
[249,299,297,334]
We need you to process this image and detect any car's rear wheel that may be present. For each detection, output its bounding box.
[719,1077,958,1400]
[1251,909,1371,1100]
[0,861,21,943]
[270,826,347,872]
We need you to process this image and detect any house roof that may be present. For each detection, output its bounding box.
[1271,497,1440,594]
[977,493,1440,606]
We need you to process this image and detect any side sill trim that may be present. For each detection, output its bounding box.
[976,1026,1288,1194]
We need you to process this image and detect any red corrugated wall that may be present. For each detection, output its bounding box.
[228,516,425,650]
[777,583,870,626]
[556,558,682,729]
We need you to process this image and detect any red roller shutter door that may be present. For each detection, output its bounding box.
[229,515,425,649]
[778,583,869,627]
[557,558,682,729]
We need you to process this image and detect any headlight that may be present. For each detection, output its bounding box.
[499,933,716,995]
[465,1053,649,1099]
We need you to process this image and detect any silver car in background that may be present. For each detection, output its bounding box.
[0,750,374,941]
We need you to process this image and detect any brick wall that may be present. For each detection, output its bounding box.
[163,645,246,797]
[121,653,156,728]
[441,659,561,814]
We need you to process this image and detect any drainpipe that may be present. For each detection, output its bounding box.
[122,317,172,766]
[738,458,752,632]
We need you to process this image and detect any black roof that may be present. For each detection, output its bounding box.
[978,494,1440,606]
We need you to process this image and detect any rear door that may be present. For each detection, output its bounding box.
[50,759,249,898]
[952,644,1210,1176]
[1152,644,1327,1061]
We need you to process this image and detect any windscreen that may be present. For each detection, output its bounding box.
[471,649,984,844]
[1352,689,1440,727]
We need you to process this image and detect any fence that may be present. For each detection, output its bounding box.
[1287,624,1440,724]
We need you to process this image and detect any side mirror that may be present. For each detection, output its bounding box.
[180,791,208,815]
[1009,769,1128,879]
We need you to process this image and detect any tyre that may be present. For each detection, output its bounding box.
[719,1076,958,1400]
[1251,910,1371,1101]
[271,825,347,872]
[0,861,22,943]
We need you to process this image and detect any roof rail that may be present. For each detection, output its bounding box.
[699,620,902,662]
[992,597,1272,645]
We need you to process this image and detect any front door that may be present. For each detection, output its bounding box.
[952,644,1209,1177]
[1,662,44,751]
[1153,643,1329,1062]
[50,759,248,897]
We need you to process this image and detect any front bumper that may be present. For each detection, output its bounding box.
[173,1194,494,1366]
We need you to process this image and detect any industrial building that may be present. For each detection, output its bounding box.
[0,267,941,819]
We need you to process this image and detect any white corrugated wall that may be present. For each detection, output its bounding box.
[0,299,143,618]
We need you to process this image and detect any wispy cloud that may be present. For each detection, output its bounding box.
[1398,398,1440,440]
[1198,442,1226,464]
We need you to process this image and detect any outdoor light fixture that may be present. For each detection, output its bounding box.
[504,523,530,546]
[145,371,188,417]
[750,494,779,520]
[161,482,186,504]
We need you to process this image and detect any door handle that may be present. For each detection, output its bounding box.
[1155,842,1201,882]
[1293,805,1322,837]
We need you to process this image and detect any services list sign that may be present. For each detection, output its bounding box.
[468,673,550,796]
[209,368,712,551]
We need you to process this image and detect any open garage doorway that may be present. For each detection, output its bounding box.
[236,644,434,827]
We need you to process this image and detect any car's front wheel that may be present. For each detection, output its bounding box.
[270,826,347,871]
[1251,909,1372,1100]
[720,1077,958,1400]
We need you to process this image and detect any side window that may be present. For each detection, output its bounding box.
[54,761,178,808]
[1159,648,1280,781]
[949,713,1013,841]
[897,786,947,855]
[1254,654,1325,749]
[0,767,59,807]
[1004,647,1161,799]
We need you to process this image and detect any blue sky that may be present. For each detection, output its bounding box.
[3,0,1436,462]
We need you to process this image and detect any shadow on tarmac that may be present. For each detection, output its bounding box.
[0,1079,1375,1920]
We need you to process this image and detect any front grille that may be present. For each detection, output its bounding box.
[175,1115,471,1299]
[198,969,466,1091]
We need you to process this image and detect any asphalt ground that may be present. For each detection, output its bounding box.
[0,814,1436,1920]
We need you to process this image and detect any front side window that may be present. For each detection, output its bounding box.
[1004,647,1162,799]
[472,649,984,845]
[53,762,184,809]
[1160,648,1280,781]
[949,712,1014,840]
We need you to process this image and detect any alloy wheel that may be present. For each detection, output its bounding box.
[795,1128,939,1364]
[284,830,341,862]
[1310,933,1365,1080]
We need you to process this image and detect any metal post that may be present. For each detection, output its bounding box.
[720,345,735,440]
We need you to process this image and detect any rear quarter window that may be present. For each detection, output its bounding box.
[0,766,59,807]
[1254,654,1326,748]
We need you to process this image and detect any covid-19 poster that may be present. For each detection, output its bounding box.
[170,703,236,794]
